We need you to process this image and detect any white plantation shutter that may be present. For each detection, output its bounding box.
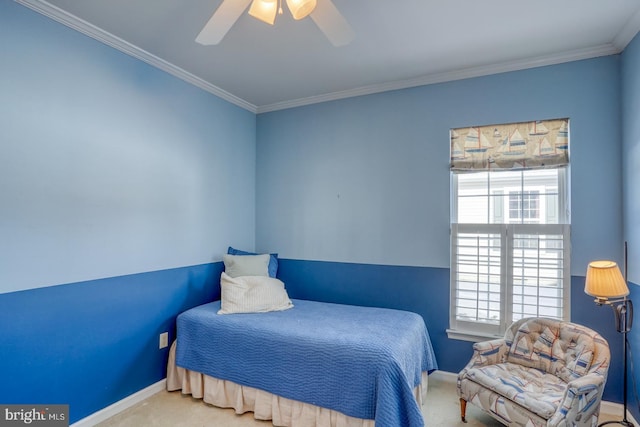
[450,223,570,338]
[510,226,570,322]
[451,225,504,336]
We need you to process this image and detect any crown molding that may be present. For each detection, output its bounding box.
[256,43,620,113]
[15,0,258,113]
[16,0,635,115]
[613,6,640,51]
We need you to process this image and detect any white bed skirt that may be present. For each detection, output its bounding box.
[166,342,428,427]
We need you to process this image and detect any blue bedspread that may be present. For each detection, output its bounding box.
[176,299,437,427]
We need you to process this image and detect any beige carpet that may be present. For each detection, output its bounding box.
[96,373,621,427]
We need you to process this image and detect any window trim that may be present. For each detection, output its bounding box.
[449,168,571,342]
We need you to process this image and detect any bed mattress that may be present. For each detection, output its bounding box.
[173,299,437,426]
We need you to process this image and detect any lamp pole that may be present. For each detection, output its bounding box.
[586,243,634,427]
[598,298,634,427]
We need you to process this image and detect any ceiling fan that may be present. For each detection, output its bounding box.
[196,0,354,47]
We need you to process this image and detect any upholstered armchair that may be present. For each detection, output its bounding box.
[457,317,610,427]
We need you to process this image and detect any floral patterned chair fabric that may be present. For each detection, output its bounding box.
[457,317,610,427]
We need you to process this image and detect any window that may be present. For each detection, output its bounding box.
[449,119,571,341]
[509,191,539,223]
[448,119,571,340]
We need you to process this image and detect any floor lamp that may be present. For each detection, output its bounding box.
[585,258,634,427]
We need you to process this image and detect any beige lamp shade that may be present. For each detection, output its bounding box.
[585,260,629,299]
[248,0,278,25]
[286,0,317,20]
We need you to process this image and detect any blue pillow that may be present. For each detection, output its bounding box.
[227,246,278,278]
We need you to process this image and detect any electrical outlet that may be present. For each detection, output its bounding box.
[159,332,169,349]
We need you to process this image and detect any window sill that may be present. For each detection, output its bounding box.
[446,329,502,343]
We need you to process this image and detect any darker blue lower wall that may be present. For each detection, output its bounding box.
[277,259,624,404]
[0,262,222,424]
[1,259,629,424]
[628,281,640,421]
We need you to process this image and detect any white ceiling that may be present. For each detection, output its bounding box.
[17,0,640,113]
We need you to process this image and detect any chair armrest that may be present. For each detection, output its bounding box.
[468,338,509,368]
[547,373,606,427]
[457,338,509,398]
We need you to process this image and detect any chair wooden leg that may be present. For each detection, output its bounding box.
[460,398,467,423]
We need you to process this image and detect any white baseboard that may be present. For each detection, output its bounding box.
[70,379,166,427]
[432,370,638,424]
[430,369,458,383]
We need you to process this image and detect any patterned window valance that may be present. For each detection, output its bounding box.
[450,118,569,171]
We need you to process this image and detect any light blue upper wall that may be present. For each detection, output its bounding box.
[0,2,256,293]
[622,32,640,284]
[256,57,623,275]
[257,94,451,267]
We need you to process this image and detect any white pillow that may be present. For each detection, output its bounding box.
[223,253,270,278]
[218,272,294,314]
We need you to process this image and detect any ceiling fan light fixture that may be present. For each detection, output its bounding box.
[248,0,278,25]
[286,0,317,20]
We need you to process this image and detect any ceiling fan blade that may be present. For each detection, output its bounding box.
[310,0,354,47]
[196,0,253,45]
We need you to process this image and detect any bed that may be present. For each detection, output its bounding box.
[166,298,437,427]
